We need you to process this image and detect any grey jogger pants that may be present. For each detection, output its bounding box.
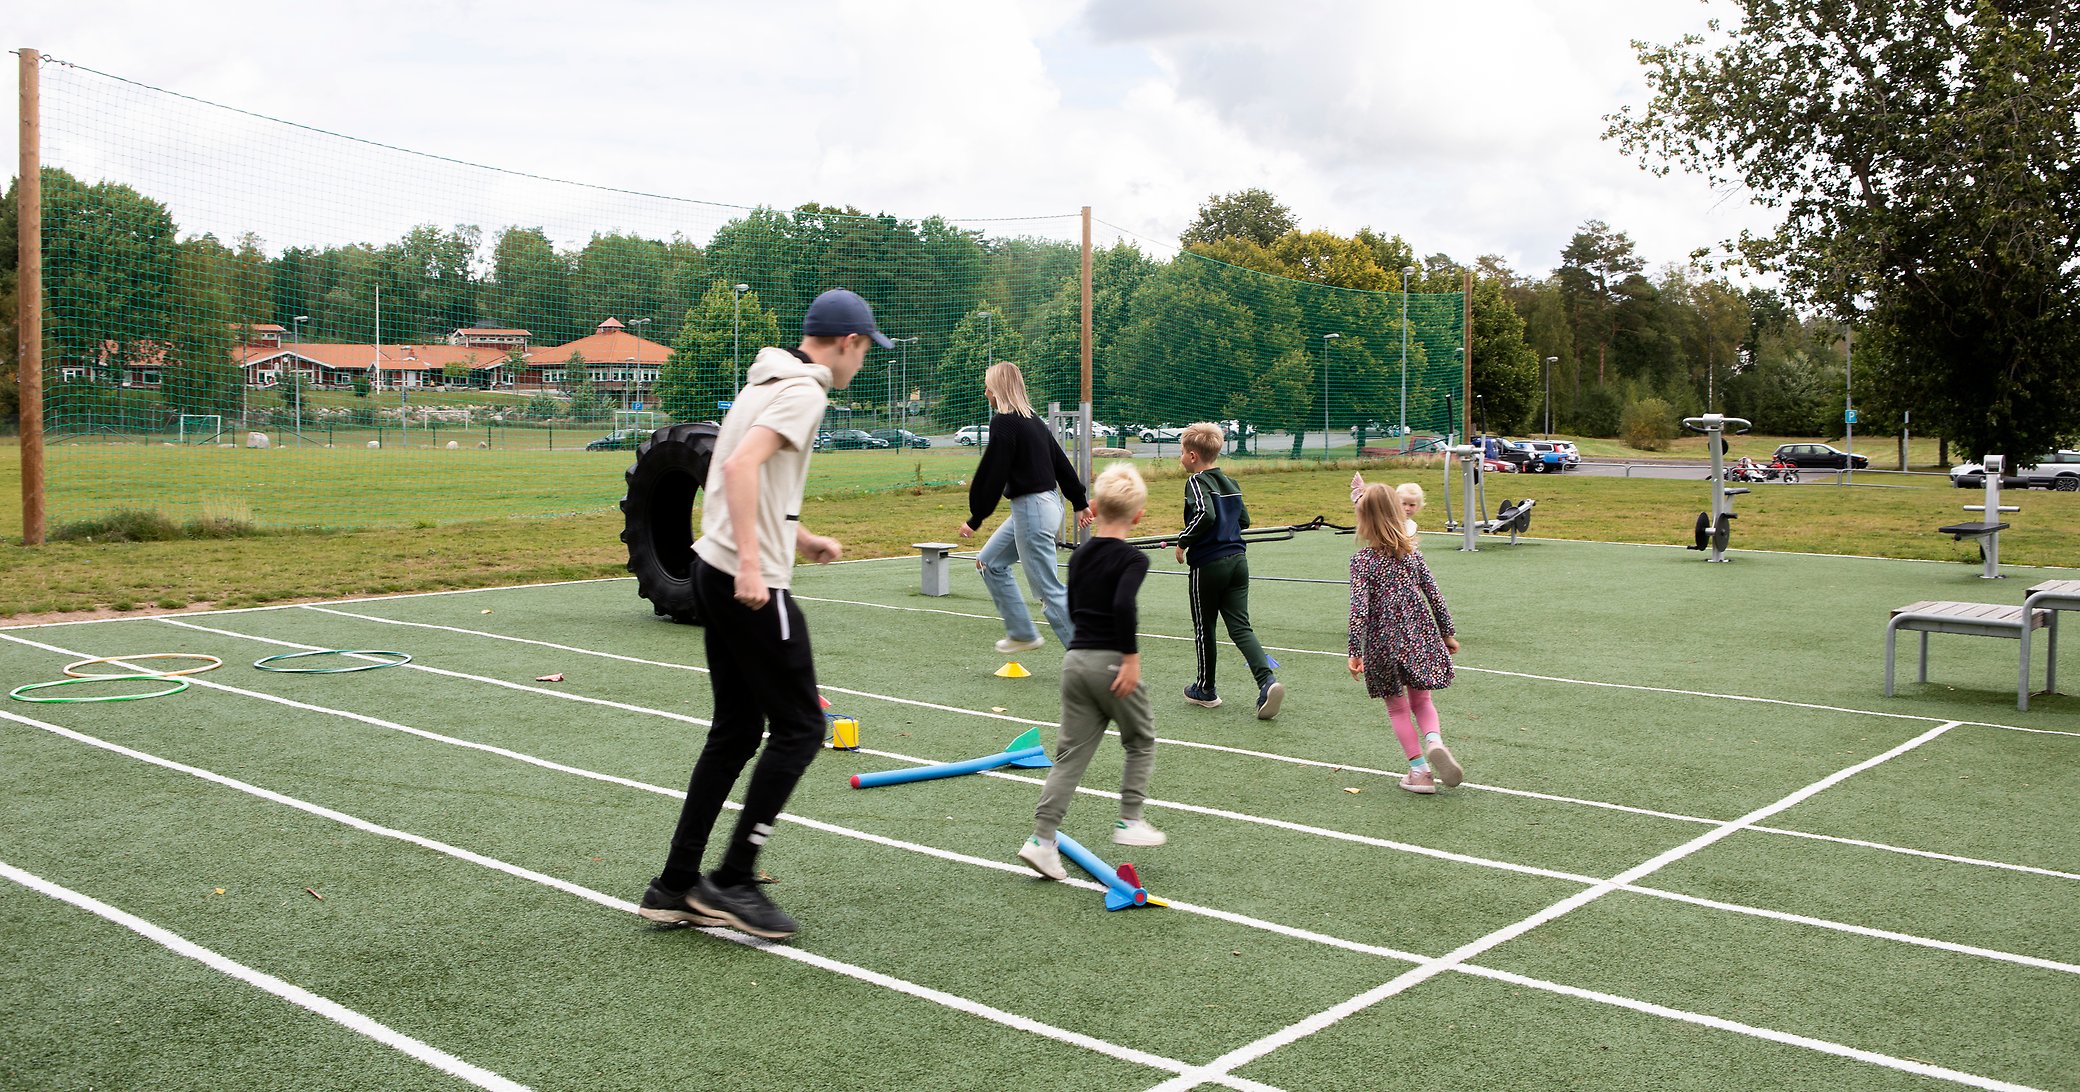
[1033,649,1156,840]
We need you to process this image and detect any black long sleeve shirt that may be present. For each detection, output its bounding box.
[966,412,1090,530]
[1066,536,1149,654]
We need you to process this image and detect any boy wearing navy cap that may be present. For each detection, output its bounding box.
[639,288,890,940]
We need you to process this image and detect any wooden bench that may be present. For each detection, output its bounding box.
[2020,579,2080,710]
[1885,600,2050,709]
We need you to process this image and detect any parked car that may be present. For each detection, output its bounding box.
[1472,435,1533,473]
[1772,443,1869,470]
[1950,450,2080,490]
[954,425,990,446]
[1516,440,1580,473]
[584,428,647,451]
[814,428,890,451]
[868,428,932,449]
[1137,425,1186,444]
[1055,420,1121,442]
[1479,456,1518,474]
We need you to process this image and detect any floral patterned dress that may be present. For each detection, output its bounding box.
[1347,545,1456,699]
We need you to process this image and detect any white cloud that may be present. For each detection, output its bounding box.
[7,0,1778,278]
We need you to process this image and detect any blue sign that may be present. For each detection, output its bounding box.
[632,401,643,412]
[718,401,733,410]
[1845,408,1858,424]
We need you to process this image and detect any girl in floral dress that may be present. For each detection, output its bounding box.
[1347,484,1464,794]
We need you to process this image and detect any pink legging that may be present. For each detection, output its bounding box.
[1383,689,1441,760]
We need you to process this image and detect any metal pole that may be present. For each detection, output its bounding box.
[1544,356,1557,439]
[629,316,650,416]
[1320,333,1339,459]
[293,315,309,445]
[1400,266,1414,439]
[1079,206,1094,495]
[732,283,748,393]
[18,48,43,544]
[1843,324,1854,485]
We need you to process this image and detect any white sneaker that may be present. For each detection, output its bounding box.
[1425,742,1463,787]
[996,635,1045,654]
[1017,836,1066,880]
[1112,818,1168,846]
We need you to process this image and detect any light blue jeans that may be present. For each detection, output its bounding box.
[978,491,1073,644]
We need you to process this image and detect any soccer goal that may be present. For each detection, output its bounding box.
[614,410,659,436]
[177,415,224,445]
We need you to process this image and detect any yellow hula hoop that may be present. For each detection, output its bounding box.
[64,653,225,679]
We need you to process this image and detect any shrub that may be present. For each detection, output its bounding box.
[1621,397,1679,451]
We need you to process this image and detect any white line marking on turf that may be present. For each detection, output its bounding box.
[9,692,2034,1092]
[291,605,2080,883]
[0,709,1229,1089]
[0,856,531,1092]
[1144,721,1971,1092]
[789,594,2074,737]
[0,576,634,631]
[20,625,2073,988]
[1454,963,2046,1092]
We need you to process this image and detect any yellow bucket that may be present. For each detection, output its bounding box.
[829,717,860,750]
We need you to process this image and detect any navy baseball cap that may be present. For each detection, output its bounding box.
[802,289,894,348]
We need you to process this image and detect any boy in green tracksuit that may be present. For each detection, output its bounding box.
[1173,422,1283,719]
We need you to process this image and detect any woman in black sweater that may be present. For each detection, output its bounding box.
[957,362,1094,653]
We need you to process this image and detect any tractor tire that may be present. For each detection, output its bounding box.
[620,421,719,625]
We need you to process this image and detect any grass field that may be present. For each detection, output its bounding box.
[0,442,2075,618]
[3,530,2075,1090]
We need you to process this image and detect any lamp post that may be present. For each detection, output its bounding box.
[731,283,750,394]
[977,311,995,435]
[1543,356,1557,439]
[892,335,920,433]
[1320,332,1341,459]
[628,317,651,415]
[1400,266,1415,439]
[292,315,310,445]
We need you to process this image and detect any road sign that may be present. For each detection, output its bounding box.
[1845,408,1858,424]
[718,401,733,410]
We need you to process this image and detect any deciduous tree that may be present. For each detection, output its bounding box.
[1609,0,2080,459]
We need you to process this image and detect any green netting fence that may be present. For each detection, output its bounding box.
[17,54,1461,534]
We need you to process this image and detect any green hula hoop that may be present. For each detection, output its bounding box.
[11,674,191,703]
[253,650,413,674]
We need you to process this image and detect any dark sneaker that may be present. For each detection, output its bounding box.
[1183,683,1222,708]
[1255,679,1285,720]
[636,881,725,927]
[691,875,799,940]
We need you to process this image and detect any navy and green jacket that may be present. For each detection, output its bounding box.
[1177,466,1250,567]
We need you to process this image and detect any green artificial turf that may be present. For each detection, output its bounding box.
[2,531,2074,1089]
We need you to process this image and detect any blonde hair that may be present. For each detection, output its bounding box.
[1091,462,1147,521]
[1355,483,1416,556]
[1395,482,1426,512]
[1180,422,1225,462]
[983,361,1035,418]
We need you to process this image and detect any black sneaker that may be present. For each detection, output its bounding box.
[1183,683,1222,708]
[636,881,725,927]
[691,875,799,940]
[1255,679,1285,720]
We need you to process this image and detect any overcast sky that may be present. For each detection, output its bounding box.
[8,0,1773,279]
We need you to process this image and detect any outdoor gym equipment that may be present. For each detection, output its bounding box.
[848,728,1054,788]
[619,421,719,625]
[1683,415,1752,562]
[1440,444,1536,551]
[1100,514,1356,553]
[1939,455,2018,580]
